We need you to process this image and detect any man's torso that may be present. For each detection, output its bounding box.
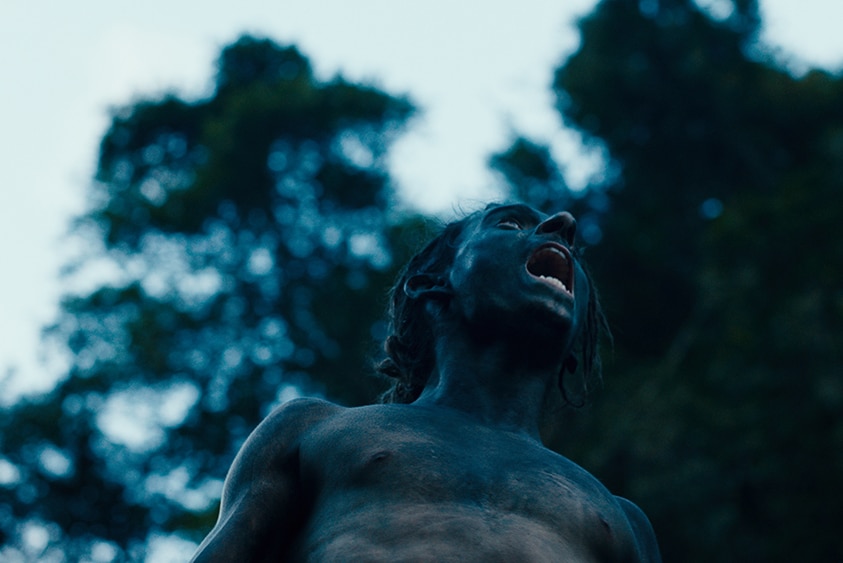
[284,403,639,562]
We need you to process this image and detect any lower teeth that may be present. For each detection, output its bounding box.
[540,275,568,291]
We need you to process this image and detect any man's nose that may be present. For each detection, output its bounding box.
[536,212,577,245]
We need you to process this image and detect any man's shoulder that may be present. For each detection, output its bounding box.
[228,398,346,480]
[260,396,346,437]
[614,496,662,563]
[258,399,416,442]
[613,496,651,528]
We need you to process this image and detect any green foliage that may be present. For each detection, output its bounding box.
[498,0,843,560]
[0,35,419,560]
[489,137,570,212]
[3,3,841,560]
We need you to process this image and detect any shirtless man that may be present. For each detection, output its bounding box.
[191,203,662,562]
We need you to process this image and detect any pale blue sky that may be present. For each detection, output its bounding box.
[1,0,842,404]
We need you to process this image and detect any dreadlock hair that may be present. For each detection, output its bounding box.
[376,204,611,405]
[376,212,476,403]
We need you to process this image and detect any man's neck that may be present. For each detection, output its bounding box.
[412,324,566,440]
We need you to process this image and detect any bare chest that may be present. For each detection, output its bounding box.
[299,406,636,560]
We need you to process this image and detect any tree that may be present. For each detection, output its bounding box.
[0,35,418,560]
[494,0,843,560]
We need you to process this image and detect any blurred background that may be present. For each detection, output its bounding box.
[1,0,841,561]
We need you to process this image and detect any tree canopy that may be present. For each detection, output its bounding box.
[494,0,843,560]
[2,2,842,560]
[0,35,420,560]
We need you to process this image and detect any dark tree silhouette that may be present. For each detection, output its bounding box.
[0,35,419,560]
[496,0,843,560]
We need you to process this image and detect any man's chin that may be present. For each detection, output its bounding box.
[485,308,575,350]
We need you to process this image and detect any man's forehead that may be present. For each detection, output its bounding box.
[455,204,548,243]
[481,203,548,223]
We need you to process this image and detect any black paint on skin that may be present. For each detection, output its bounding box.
[191,204,662,562]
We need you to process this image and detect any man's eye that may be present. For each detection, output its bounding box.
[497,219,522,230]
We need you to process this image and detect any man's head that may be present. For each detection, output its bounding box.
[378,203,608,404]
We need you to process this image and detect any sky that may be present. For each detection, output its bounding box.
[1,0,842,405]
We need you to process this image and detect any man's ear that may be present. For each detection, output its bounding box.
[404,274,453,300]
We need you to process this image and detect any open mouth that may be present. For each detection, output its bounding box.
[526,243,574,296]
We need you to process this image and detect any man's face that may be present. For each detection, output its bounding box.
[446,204,589,350]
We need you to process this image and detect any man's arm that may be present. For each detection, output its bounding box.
[191,398,338,562]
[615,496,662,563]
